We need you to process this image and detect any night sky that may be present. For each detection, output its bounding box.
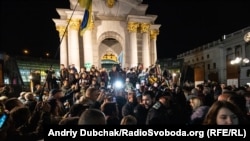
[1,0,250,59]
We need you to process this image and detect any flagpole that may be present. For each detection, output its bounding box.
[54,0,81,59]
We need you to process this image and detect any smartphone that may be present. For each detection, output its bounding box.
[0,112,8,129]
[107,84,111,89]
[35,96,40,101]
[112,96,116,103]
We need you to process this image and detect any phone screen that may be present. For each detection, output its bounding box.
[0,113,8,129]
[35,96,40,101]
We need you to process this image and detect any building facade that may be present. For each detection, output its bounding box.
[177,26,250,87]
[1,53,60,93]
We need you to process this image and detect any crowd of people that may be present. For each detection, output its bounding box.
[0,63,250,140]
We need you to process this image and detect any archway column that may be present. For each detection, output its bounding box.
[68,18,81,70]
[141,23,150,69]
[150,25,160,64]
[64,10,83,70]
[53,19,68,67]
[127,22,139,67]
[83,18,94,71]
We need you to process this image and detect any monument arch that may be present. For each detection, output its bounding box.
[53,0,160,71]
[98,31,123,69]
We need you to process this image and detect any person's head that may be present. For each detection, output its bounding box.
[127,89,136,103]
[227,94,247,114]
[189,97,203,111]
[10,106,31,128]
[74,73,80,79]
[217,91,236,101]
[191,88,199,96]
[19,91,26,98]
[120,115,137,125]
[0,96,8,104]
[69,68,75,74]
[81,72,88,79]
[85,87,100,101]
[101,102,118,117]
[142,91,154,109]
[220,83,226,90]
[112,65,117,71]
[67,104,88,117]
[100,81,105,87]
[202,87,211,96]
[91,79,97,85]
[4,98,24,111]
[203,101,248,125]
[60,64,65,69]
[78,108,106,125]
[245,92,250,104]
[156,91,172,108]
[35,84,42,90]
[80,67,86,72]
[24,92,35,101]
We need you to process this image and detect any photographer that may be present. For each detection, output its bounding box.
[44,65,55,91]
[47,84,77,124]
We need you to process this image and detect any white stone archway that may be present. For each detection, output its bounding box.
[98,31,123,68]
[53,0,161,71]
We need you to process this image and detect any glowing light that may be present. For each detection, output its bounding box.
[243,58,249,63]
[28,75,32,80]
[231,57,249,64]
[114,80,123,89]
[23,49,29,54]
[172,73,177,77]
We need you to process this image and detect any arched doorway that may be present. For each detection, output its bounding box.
[101,49,119,71]
[99,35,123,70]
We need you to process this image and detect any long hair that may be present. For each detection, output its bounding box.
[203,101,249,125]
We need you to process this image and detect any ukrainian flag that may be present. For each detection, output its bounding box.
[79,0,92,36]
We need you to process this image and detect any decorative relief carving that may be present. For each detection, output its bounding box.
[106,0,116,8]
[127,22,139,33]
[87,17,94,30]
[140,23,150,33]
[56,26,67,37]
[68,19,81,30]
[150,29,159,39]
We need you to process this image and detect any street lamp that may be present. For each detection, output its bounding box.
[230,57,249,65]
[230,57,250,87]
[244,32,250,43]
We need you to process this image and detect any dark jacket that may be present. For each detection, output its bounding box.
[146,101,175,125]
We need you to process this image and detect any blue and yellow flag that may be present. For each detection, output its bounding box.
[79,0,92,36]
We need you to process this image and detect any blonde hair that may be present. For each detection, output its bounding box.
[190,97,203,111]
